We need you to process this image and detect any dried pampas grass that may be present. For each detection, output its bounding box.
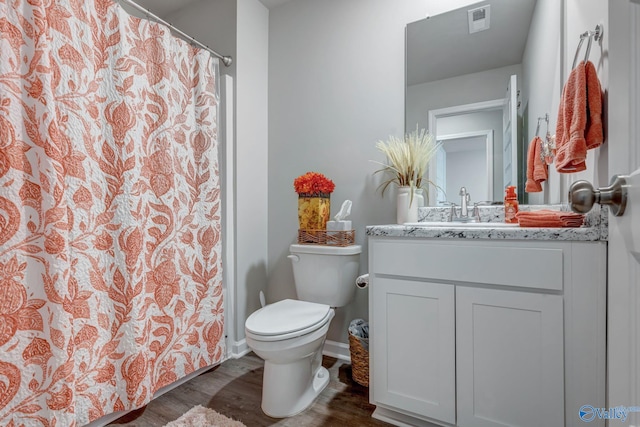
[372,126,442,200]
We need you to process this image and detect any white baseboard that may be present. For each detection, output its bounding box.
[323,339,351,362]
[230,338,250,359]
[373,406,444,427]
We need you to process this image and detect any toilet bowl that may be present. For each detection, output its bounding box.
[245,244,361,418]
[245,299,335,417]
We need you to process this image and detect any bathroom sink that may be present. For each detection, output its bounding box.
[404,221,520,228]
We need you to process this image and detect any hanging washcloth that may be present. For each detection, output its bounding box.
[585,60,604,149]
[555,61,588,173]
[525,136,547,193]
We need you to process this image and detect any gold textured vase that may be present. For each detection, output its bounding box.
[298,193,331,230]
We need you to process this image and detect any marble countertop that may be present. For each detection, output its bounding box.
[366,205,608,241]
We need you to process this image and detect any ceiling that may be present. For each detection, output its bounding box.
[133,0,294,17]
[406,0,537,86]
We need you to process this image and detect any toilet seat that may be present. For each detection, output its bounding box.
[246,299,332,342]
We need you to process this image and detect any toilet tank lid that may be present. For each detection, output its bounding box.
[245,299,331,336]
[289,244,361,255]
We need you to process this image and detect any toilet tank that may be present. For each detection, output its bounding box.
[289,244,361,307]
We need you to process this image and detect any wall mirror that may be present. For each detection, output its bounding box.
[406,0,559,205]
[432,128,494,203]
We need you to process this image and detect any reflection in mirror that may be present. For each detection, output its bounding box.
[406,0,560,204]
[433,129,493,205]
[428,96,515,204]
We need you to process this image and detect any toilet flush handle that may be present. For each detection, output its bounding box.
[287,254,300,263]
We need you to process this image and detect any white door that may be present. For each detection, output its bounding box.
[606,1,640,425]
[456,286,564,427]
[503,74,518,190]
[372,278,456,424]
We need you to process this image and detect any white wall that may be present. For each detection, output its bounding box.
[168,0,269,350]
[234,0,269,346]
[406,64,522,133]
[166,0,238,78]
[168,0,609,350]
[446,147,488,203]
[437,110,504,201]
[521,0,562,205]
[422,0,484,18]
[563,0,608,194]
[235,0,269,341]
[521,0,608,205]
[267,0,428,343]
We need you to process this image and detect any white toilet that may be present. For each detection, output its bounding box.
[245,243,361,418]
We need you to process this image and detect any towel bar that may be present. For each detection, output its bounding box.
[572,24,603,69]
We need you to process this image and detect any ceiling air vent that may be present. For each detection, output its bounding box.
[468,5,491,34]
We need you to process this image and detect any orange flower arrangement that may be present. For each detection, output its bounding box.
[294,172,334,231]
[293,172,335,196]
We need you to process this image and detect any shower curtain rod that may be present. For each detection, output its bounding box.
[117,0,233,66]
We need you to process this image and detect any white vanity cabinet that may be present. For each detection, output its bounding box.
[368,237,606,427]
[372,278,456,424]
[456,287,564,427]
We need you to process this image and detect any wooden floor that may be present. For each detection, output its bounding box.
[109,352,392,426]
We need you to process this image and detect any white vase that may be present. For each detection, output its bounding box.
[415,188,425,207]
[397,186,418,224]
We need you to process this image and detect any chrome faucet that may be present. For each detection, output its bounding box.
[459,187,470,218]
[448,187,478,222]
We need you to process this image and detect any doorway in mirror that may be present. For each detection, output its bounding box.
[434,130,494,205]
[428,75,521,206]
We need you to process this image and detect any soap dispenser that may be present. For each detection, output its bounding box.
[504,186,519,223]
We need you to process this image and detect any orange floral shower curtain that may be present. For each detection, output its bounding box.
[0,0,225,425]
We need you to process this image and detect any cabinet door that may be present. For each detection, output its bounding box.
[372,277,455,424]
[456,286,564,427]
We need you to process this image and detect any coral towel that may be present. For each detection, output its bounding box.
[585,60,604,149]
[525,136,547,192]
[555,60,604,173]
[555,62,588,172]
[516,210,585,228]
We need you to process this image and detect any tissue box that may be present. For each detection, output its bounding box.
[326,220,352,231]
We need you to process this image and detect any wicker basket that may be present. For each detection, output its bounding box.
[348,332,369,387]
[297,229,355,246]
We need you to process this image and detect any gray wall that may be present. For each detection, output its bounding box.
[444,142,489,203]
[521,0,562,204]
[437,110,504,201]
[166,0,238,78]
[167,0,609,350]
[267,0,428,343]
[235,0,269,345]
[406,64,523,132]
[406,64,520,204]
[521,0,607,204]
[564,0,608,192]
